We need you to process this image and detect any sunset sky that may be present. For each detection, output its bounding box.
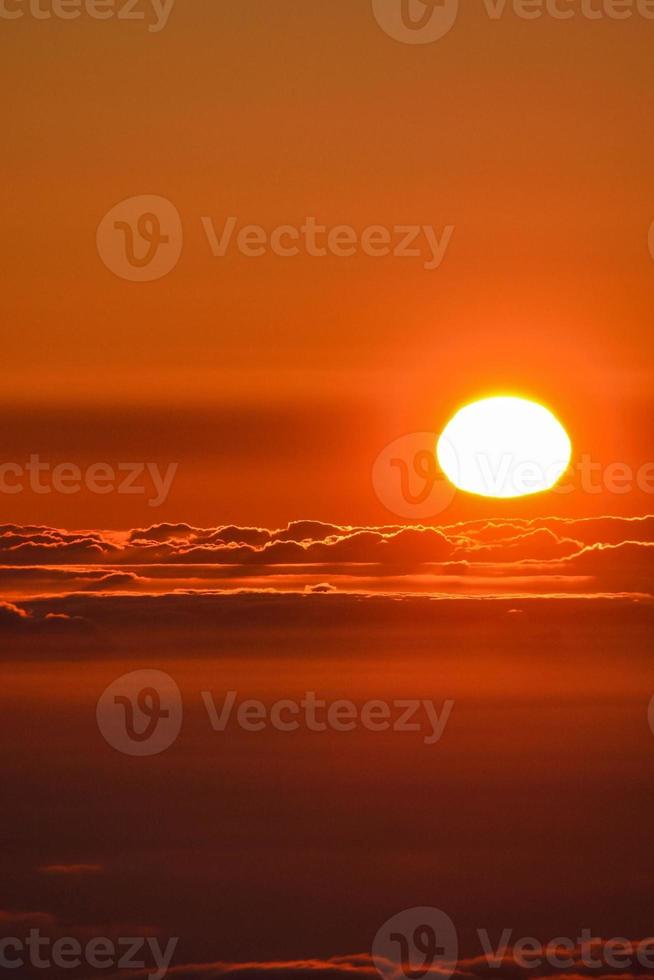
[2,3,654,980]
[3,2,654,527]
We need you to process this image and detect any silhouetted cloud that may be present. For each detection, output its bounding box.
[1,518,653,598]
[107,946,654,980]
[37,863,104,876]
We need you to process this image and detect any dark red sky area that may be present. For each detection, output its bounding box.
[1,517,653,976]
[2,590,654,979]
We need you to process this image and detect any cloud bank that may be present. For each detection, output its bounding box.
[0,516,652,600]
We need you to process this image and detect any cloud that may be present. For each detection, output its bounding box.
[105,947,654,980]
[556,540,654,590]
[0,591,647,665]
[0,600,30,624]
[0,910,57,929]
[0,599,89,635]
[0,526,118,565]
[452,515,654,547]
[452,527,584,562]
[108,957,379,980]
[1,518,653,598]
[37,863,104,875]
[272,521,350,543]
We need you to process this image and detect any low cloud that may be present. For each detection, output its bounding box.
[37,863,104,876]
[107,947,654,980]
[1,517,653,599]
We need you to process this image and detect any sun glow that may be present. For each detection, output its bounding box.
[437,396,572,499]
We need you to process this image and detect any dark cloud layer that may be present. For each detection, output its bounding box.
[1,516,652,599]
[109,948,654,980]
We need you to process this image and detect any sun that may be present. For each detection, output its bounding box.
[437,396,572,499]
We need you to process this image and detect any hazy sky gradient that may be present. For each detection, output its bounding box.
[2,3,654,526]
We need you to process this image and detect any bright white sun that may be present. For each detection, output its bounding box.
[437,396,572,499]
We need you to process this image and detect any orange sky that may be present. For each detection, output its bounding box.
[3,11,654,975]
[2,3,653,527]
